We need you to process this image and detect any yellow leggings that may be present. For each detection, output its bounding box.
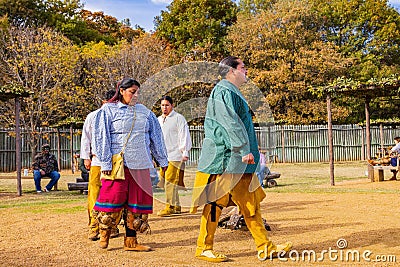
[88,166,102,228]
[196,173,276,255]
[159,161,185,207]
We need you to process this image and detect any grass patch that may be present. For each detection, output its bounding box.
[1,161,399,211]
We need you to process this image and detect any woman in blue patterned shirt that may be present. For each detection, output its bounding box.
[92,78,168,251]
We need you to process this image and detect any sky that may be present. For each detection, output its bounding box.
[82,0,400,32]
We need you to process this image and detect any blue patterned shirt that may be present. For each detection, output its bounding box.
[92,102,168,171]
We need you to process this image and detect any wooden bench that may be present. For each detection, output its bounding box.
[368,158,399,182]
[67,178,88,194]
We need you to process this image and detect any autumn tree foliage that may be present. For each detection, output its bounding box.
[229,0,351,124]
[0,26,81,157]
[79,9,144,44]
[80,34,173,115]
[1,0,400,139]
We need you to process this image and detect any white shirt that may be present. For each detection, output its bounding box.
[158,110,192,161]
[80,109,101,166]
[391,142,400,154]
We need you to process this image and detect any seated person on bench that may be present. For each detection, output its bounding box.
[78,154,89,182]
[368,148,391,166]
[32,144,60,193]
[256,148,267,184]
[389,137,400,181]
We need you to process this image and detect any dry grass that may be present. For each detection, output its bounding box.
[0,161,399,266]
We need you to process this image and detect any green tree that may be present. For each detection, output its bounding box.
[0,0,82,28]
[313,0,400,123]
[0,0,143,45]
[230,0,351,124]
[315,0,400,81]
[154,0,237,60]
[237,0,275,14]
[0,0,45,26]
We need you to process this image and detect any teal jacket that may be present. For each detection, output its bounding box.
[197,79,259,174]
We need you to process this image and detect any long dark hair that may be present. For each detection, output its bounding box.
[108,78,140,103]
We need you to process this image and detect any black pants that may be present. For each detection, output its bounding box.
[81,173,89,182]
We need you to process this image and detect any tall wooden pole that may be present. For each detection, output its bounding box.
[361,126,365,160]
[327,94,335,186]
[55,128,61,191]
[70,125,74,173]
[380,123,384,156]
[57,128,61,170]
[365,97,371,160]
[281,126,285,163]
[15,97,22,196]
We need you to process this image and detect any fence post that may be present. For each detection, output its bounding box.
[327,94,335,186]
[365,97,371,160]
[380,123,384,154]
[70,125,74,174]
[15,97,22,196]
[281,126,285,163]
[361,126,365,161]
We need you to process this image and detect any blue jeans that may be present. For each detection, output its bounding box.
[33,170,60,191]
[150,167,159,186]
[256,165,267,185]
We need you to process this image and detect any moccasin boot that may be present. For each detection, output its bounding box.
[269,242,293,259]
[99,228,111,249]
[110,226,119,238]
[157,207,173,217]
[189,206,198,214]
[88,215,100,241]
[124,237,151,252]
[195,250,228,262]
[88,228,99,241]
[173,206,181,214]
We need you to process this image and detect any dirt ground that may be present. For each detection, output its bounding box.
[0,162,399,266]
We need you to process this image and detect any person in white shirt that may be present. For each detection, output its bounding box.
[157,96,192,216]
[80,89,120,240]
[390,137,400,154]
[389,136,400,180]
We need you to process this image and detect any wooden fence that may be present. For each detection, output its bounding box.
[1,124,400,172]
[0,128,81,172]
